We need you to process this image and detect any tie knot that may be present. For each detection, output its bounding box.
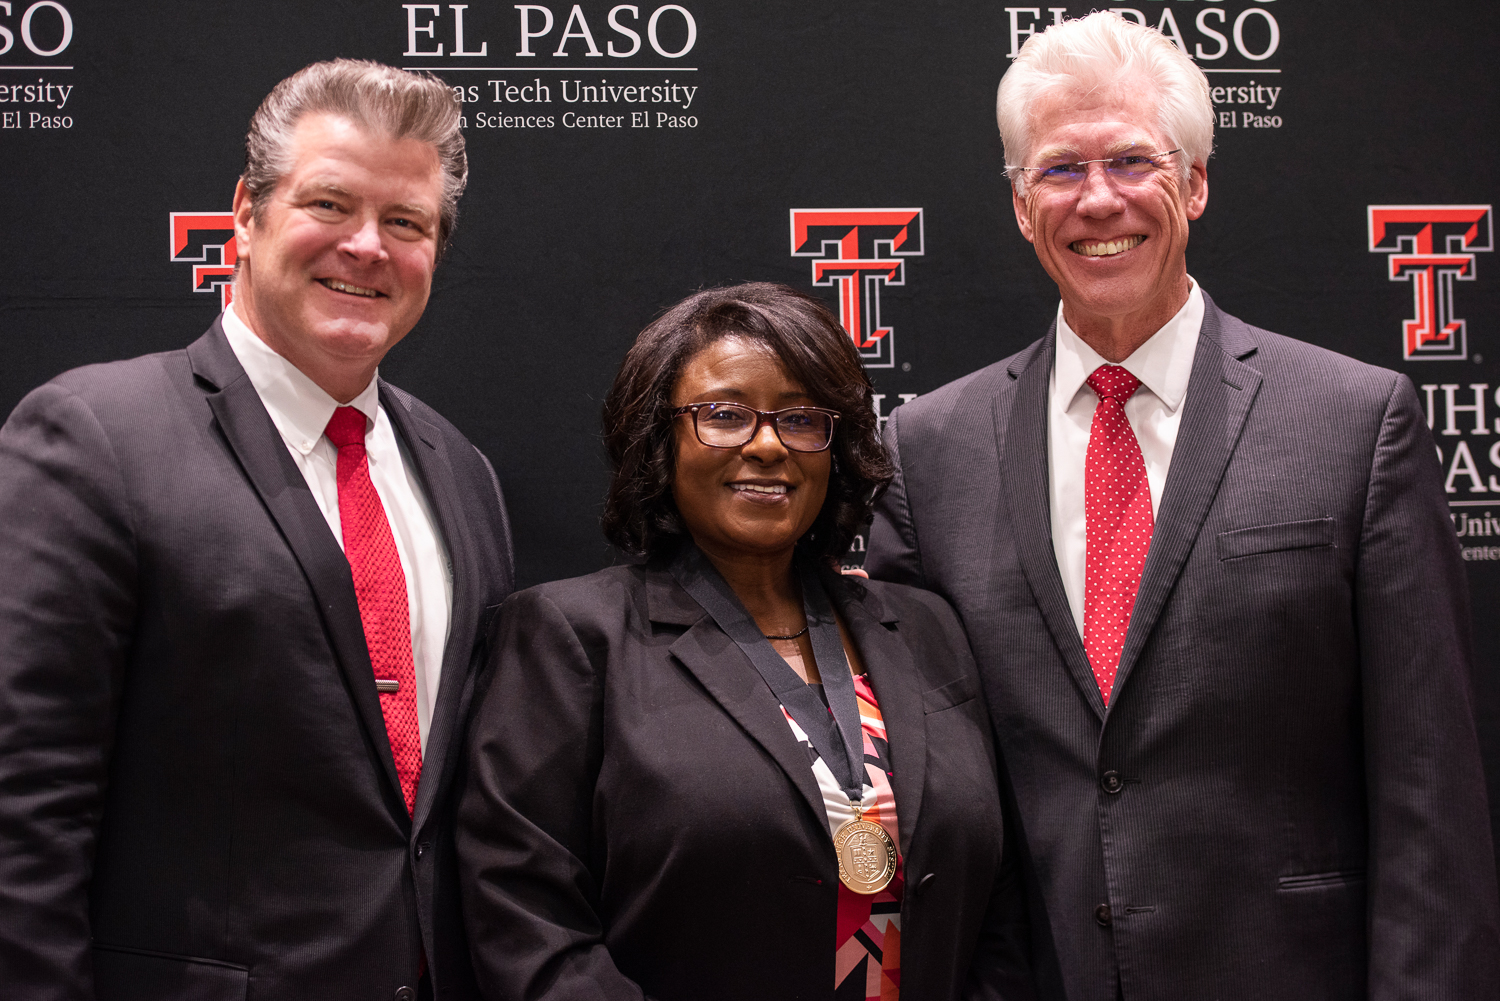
[324,406,368,448]
[1087,364,1141,403]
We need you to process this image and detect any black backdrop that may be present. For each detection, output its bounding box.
[4,0,1499,873]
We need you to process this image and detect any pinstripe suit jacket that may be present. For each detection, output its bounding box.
[865,294,1500,1000]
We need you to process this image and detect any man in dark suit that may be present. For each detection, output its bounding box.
[865,12,1499,1000]
[0,60,513,1000]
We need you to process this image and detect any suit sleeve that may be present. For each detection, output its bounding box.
[965,833,1038,1001]
[457,589,650,1001]
[866,406,928,588]
[915,594,1035,1001]
[1357,375,1500,995]
[0,383,138,1000]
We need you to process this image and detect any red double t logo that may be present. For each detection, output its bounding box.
[790,209,924,369]
[1368,205,1491,361]
[169,211,238,308]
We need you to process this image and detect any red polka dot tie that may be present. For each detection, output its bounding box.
[1083,365,1154,707]
[325,406,422,815]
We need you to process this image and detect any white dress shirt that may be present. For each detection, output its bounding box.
[1048,280,1204,636]
[222,304,453,752]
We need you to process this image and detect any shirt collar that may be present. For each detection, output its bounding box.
[221,303,381,454]
[1053,278,1203,413]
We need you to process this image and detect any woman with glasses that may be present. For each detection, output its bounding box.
[458,283,1033,1001]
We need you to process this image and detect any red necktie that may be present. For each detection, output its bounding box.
[325,406,422,815]
[1083,365,1154,706]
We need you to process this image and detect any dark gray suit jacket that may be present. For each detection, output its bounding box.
[458,560,1034,1001]
[866,295,1500,1000]
[0,321,515,1001]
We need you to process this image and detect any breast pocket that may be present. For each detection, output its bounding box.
[921,673,980,715]
[1217,517,1336,561]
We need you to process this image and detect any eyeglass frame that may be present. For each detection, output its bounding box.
[1009,148,1183,189]
[671,402,842,453]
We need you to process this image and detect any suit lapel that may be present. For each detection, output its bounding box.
[999,329,1107,720]
[1110,296,1263,703]
[647,572,830,835]
[380,385,479,829]
[187,323,407,819]
[827,575,926,857]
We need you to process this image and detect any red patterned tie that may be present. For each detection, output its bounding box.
[1083,365,1154,706]
[325,406,422,815]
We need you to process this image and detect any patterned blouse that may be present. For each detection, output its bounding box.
[782,673,903,1000]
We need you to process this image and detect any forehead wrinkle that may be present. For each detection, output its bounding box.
[1024,72,1167,153]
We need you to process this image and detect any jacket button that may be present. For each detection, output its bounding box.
[1095,903,1112,927]
[394,988,415,1001]
[1100,770,1123,794]
[915,873,936,897]
[415,842,429,859]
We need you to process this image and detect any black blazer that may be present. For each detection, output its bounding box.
[866,295,1500,1000]
[457,560,1033,1001]
[0,321,515,1000]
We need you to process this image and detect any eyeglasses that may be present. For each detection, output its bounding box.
[1010,149,1181,188]
[673,402,841,453]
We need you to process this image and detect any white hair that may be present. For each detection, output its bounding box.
[997,11,1213,186]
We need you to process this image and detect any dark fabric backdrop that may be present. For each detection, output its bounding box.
[3,0,1497,877]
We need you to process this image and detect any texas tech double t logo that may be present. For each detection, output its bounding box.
[790,209,924,369]
[1368,205,1492,361]
[169,211,237,308]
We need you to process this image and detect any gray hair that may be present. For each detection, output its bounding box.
[241,59,467,254]
[997,11,1212,188]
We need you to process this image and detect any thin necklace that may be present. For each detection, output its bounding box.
[762,624,809,641]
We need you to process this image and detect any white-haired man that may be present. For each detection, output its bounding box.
[867,12,1499,999]
[0,60,513,1000]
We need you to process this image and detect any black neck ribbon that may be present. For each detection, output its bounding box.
[670,544,866,804]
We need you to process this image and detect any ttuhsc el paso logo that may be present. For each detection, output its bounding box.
[169,211,237,308]
[790,209,923,369]
[1368,204,1492,362]
[1369,205,1500,551]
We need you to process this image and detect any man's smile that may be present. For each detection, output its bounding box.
[1070,235,1146,257]
[319,278,382,298]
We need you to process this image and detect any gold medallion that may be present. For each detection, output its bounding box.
[833,813,898,894]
